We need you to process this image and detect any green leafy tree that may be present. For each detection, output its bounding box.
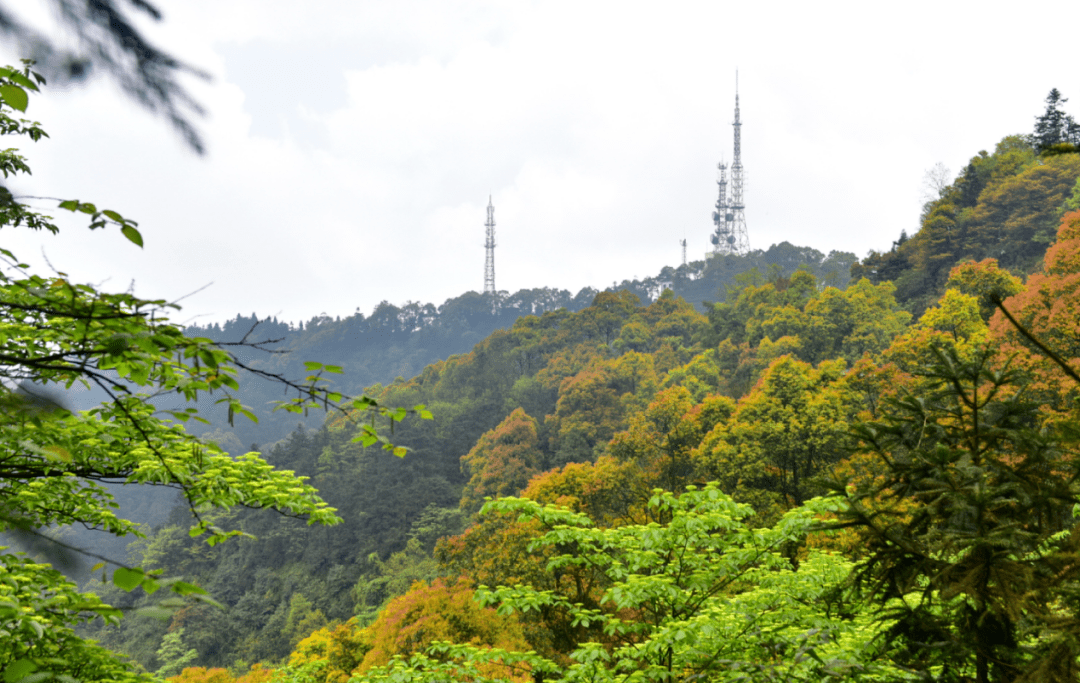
[853,131,1077,315]
[155,628,199,679]
[0,63,426,681]
[693,356,857,514]
[0,550,146,682]
[354,538,441,623]
[354,486,910,682]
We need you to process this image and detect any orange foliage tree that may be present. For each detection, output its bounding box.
[520,455,647,525]
[356,577,529,678]
[459,408,544,514]
[989,209,1080,415]
[166,668,234,683]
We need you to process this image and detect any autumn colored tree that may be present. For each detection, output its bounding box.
[662,348,725,401]
[609,386,735,494]
[519,455,647,525]
[989,209,1080,414]
[165,664,270,683]
[355,577,530,677]
[459,408,544,514]
[546,352,659,465]
[708,269,817,348]
[435,513,551,599]
[703,270,909,398]
[612,290,709,358]
[165,667,235,683]
[563,290,640,344]
[801,279,911,364]
[289,621,373,683]
[437,490,617,661]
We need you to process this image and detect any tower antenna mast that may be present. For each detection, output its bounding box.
[710,72,750,256]
[484,196,497,295]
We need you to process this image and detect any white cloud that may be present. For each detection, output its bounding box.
[2,0,1077,324]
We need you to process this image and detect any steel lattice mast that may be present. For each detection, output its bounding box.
[710,74,750,256]
[483,196,496,295]
[710,160,732,252]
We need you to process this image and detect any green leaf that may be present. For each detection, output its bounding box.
[4,660,37,683]
[112,567,144,591]
[0,84,28,112]
[43,445,72,462]
[134,606,175,621]
[120,225,143,247]
[169,580,209,597]
[7,72,38,92]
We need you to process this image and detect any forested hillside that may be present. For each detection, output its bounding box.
[75,93,1080,683]
[853,94,1080,315]
[181,242,856,451]
[48,240,861,589]
[9,51,1080,683]
[84,270,912,671]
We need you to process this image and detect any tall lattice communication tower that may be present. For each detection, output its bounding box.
[483,196,496,295]
[710,76,750,256]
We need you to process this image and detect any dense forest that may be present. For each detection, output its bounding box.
[7,54,1080,683]
[177,242,857,450]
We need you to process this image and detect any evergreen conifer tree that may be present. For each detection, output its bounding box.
[1033,89,1080,153]
[831,345,1080,682]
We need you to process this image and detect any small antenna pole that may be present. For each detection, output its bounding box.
[484,196,496,295]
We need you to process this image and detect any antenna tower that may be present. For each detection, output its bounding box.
[483,196,496,295]
[680,238,687,266]
[710,73,750,256]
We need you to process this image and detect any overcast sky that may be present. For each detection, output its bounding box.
[2,1,1078,324]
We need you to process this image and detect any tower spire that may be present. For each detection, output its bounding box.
[484,196,496,295]
[710,74,750,256]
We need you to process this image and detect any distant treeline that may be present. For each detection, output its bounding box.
[184,241,857,448]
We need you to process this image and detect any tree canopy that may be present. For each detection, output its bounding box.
[0,62,426,682]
